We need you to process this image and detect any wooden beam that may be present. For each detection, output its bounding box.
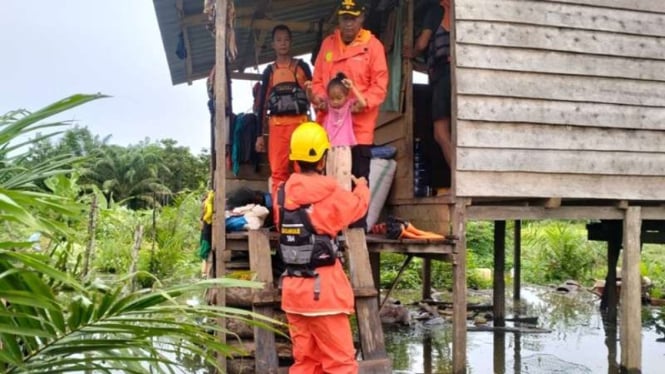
[237,18,317,33]
[230,72,263,80]
[493,221,506,327]
[344,228,390,363]
[456,45,665,83]
[248,230,278,373]
[493,332,505,373]
[182,13,208,27]
[182,26,194,85]
[550,0,665,13]
[457,0,665,37]
[513,220,521,301]
[452,200,468,374]
[456,21,665,60]
[620,206,642,371]
[603,226,621,316]
[458,121,665,154]
[458,171,665,201]
[213,1,228,372]
[468,205,625,220]
[422,259,432,300]
[544,198,562,209]
[380,255,414,311]
[457,96,665,131]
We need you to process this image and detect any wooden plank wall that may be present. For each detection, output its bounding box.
[454,0,665,200]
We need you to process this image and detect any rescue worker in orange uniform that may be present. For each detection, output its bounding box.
[310,0,388,229]
[274,122,369,373]
[256,24,313,198]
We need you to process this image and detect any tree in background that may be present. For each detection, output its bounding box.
[19,127,210,209]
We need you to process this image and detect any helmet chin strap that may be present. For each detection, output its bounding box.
[316,157,326,173]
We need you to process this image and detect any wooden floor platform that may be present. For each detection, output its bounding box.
[226,231,455,257]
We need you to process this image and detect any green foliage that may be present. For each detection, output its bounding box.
[521,221,605,284]
[380,253,424,289]
[0,95,281,373]
[466,221,495,268]
[0,249,272,374]
[641,244,665,297]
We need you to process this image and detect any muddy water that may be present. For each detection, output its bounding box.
[385,286,665,373]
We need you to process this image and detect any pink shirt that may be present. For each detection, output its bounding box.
[323,99,357,147]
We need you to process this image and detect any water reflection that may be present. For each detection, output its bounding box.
[386,286,665,373]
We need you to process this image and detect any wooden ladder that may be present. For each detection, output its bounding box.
[232,229,392,373]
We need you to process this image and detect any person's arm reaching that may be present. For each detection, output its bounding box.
[344,79,367,111]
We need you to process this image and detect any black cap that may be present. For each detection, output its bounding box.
[338,0,365,16]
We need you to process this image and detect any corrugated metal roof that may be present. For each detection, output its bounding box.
[153,0,339,85]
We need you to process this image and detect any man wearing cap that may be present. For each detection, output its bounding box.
[310,0,388,229]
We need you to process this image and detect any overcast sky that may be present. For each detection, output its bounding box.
[1,0,257,154]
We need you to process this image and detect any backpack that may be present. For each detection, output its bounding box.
[277,184,339,300]
[266,60,310,116]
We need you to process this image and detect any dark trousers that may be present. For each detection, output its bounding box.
[350,144,372,230]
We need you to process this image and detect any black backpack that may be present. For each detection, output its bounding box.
[277,185,338,299]
[266,60,310,116]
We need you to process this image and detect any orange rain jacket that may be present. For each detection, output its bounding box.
[274,172,370,315]
[312,29,389,145]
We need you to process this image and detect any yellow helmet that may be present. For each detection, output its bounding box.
[289,122,330,162]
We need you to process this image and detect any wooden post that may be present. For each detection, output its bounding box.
[620,207,641,371]
[602,308,619,373]
[493,332,506,374]
[513,330,521,374]
[248,230,278,373]
[424,335,433,374]
[344,228,392,373]
[213,1,228,372]
[422,258,432,300]
[512,220,521,301]
[493,220,506,327]
[370,252,381,303]
[603,224,621,318]
[452,201,468,374]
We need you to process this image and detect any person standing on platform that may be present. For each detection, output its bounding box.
[274,122,369,373]
[256,24,313,198]
[310,0,388,229]
[403,0,453,170]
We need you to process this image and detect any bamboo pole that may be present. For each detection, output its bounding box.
[213,1,228,372]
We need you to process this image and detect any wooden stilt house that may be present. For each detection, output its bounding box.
[154,0,665,372]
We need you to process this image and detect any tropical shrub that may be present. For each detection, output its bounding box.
[1,95,280,373]
[521,220,605,284]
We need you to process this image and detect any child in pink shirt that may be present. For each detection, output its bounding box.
[305,73,367,190]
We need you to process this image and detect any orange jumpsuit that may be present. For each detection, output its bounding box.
[311,28,389,146]
[258,59,312,197]
[274,172,370,374]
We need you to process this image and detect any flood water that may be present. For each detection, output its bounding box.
[385,286,665,373]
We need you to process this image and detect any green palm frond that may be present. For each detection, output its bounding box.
[0,250,278,373]
[1,95,284,373]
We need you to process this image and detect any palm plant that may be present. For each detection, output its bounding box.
[1,95,279,373]
[86,145,171,210]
